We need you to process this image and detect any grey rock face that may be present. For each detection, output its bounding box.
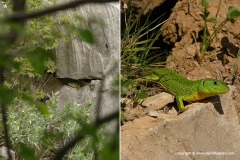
[57,71,118,132]
[57,80,101,110]
[53,2,120,132]
[56,47,119,113]
[56,2,120,79]
[121,86,240,160]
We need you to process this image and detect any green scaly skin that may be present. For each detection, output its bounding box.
[141,68,229,112]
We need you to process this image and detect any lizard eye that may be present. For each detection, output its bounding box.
[213,81,218,85]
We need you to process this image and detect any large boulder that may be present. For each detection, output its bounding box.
[121,86,240,160]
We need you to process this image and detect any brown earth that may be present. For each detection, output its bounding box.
[121,0,240,159]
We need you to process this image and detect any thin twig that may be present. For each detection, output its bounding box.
[7,0,118,21]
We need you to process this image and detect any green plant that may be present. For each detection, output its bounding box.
[121,78,148,102]
[199,0,240,60]
[121,2,165,78]
[121,2,166,106]
[3,92,95,159]
[3,56,55,103]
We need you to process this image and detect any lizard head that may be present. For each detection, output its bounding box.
[198,78,229,96]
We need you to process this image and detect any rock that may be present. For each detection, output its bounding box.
[53,1,119,132]
[99,54,119,118]
[57,58,119,132]
[122,103,146,122]
[121,98,133,108]
[121,93,175,122]
[121,86,240,160]
[141,92,175,110]
[57,78,118,112]
[148,110,158,118]
[55,1,120,79]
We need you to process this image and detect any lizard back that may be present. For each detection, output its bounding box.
[143,68,199,97]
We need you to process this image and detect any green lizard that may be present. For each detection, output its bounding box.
[140,68,229,112]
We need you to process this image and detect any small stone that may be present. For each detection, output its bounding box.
[149,110,159,118]
[142,92,175,110]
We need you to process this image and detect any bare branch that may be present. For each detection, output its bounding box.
[7,0,118,21]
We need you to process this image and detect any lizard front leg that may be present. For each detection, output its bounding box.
[176,95,185,112]
[176,96,192,114]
